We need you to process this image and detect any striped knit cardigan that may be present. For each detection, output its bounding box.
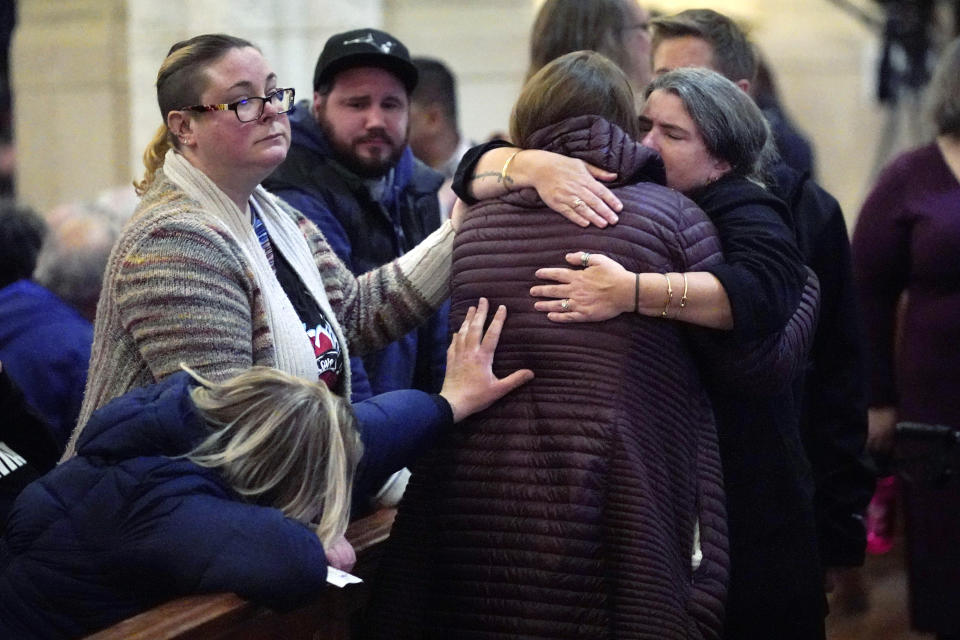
[65,168,452,457]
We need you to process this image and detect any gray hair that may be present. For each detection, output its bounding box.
[185,366,363,548]
[926,36,960,138]
[33,199,126,322]
[645,67,777,184]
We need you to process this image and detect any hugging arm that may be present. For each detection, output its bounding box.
[452,141,622,227]
[689,267,820,396]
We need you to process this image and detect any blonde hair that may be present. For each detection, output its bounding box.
[511,50,641,147]
[184,366,362,547]
[134,34,257,195]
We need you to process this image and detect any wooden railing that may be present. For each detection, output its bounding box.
[85,508,397,640]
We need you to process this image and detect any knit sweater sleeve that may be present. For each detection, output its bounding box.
[288,202,454,357]
[112,211,261,382]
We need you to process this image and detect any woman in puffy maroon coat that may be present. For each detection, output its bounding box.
[364,52,811,640]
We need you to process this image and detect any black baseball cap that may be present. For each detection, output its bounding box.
[313,28,418,93]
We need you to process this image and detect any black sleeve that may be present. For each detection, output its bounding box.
[702,199,808,339]
[0,367,60,472]
[451,139,514,205]
[796,181,873,567]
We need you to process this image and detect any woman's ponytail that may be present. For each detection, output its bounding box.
[134,124,175,195]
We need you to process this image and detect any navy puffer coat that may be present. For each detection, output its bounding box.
[0,372,449,639]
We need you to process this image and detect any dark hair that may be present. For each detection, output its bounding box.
[927,36,960,137]
[651,9,756,84]
[135,34,258,194]
[645,67,775,183]
[511,50,640,147]
[528,0,640,82]
[0,199,47,288]
[411,57,458,124]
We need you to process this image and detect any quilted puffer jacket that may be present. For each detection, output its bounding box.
[364,115,731,640]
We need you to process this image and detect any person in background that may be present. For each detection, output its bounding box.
[0,363,60,531]
[753,47,816,178]
[264,29,449,408]
[528,0,653,107]
[1,297,531,639]
[852,35,960,640]
[34,199,126,323]
[0,200,92,449]
[408,57,472,219]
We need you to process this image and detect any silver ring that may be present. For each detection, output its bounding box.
[560,298,570,312]
[581,252,591,268]
[572,198,585,209]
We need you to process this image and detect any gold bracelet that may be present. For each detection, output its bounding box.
[500,150,521,184]
[679,272,689,314]
[661,273,673,318]
[634,272,640,313]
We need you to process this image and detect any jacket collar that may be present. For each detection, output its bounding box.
[526,115,666,188]
[77,372,205,461]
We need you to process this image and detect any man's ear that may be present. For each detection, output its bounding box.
[312,91,325,119]
[736,78,752,95]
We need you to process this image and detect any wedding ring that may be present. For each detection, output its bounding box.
[572,198,585,209]
[560,298,570,312]
[581,252,591,268]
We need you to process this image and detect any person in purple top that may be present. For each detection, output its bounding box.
[852,35,960,640]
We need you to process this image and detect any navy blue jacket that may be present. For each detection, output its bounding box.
[0,372,449,639]
[0,279,92,447]
[264,103,449,402]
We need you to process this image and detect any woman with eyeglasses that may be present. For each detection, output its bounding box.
[58,33,532,543]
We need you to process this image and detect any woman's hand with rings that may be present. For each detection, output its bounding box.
[522,150,622,228]
[531,252,634,322]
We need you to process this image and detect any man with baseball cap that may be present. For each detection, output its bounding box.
[265,28,447,411]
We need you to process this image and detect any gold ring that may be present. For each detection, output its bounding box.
[572,198,584,209]
[560,298,570,312]
[581,252,591,268]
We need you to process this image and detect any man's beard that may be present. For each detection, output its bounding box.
[317,112,406,179]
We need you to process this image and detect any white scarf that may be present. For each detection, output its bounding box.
[162,150,352,396]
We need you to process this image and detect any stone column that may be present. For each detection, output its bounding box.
[12,0,379,212]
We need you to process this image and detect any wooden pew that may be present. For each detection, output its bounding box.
[85,508,397,640]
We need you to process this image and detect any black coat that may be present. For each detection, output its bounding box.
[689,176,826,640]
[770,163,873,569]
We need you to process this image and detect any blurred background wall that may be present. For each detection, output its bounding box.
[5,0,944,226]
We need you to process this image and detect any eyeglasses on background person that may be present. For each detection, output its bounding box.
[180,87,295,122]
